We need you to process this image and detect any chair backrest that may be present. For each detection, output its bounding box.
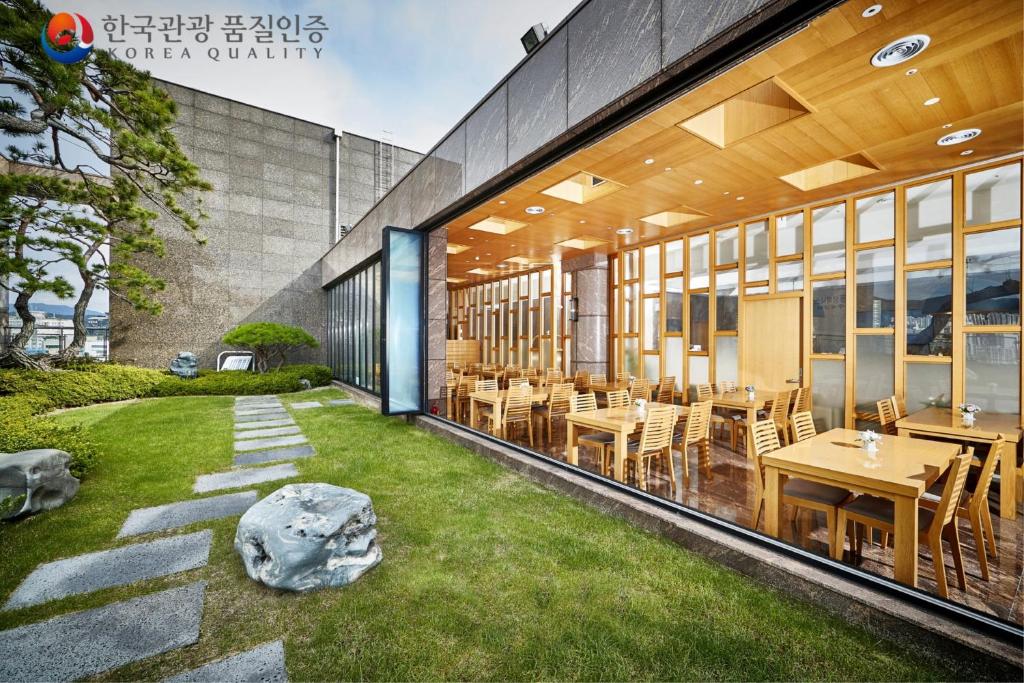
[795,386,811,412]
[749,419,783,493]
[503,389,533,423]
[890,394,907,418]
[638,404,676,454]
[615,371,629,383]
[549,383,574,415]
[789,411,816,443]
[769,390,792,428]
[546,368,563,382]
[507,382,532,396]
[656,378,675,403]
[571,392,597,413]
[630,378,651,401]
[477,379,498,393]
[790,387,807,415]
[719,380,737,393]
[606,389,630,408]
[877,397,898,435]
[684,400,713,445]
[590,374,607,388]
[696,383,714,401]
[445,370,456,386]
[505,368,522,380]
[967,439,1004,515]
[573,370,590,388]
[457,376,479,398]
[929,453,972,533]
[523,367,538,377]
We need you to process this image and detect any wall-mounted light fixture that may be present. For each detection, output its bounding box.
[521,23,548,54]
[569,296,579,322]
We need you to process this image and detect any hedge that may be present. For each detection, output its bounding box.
[0,363,333,477]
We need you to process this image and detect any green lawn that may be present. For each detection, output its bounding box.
[0,387,952,680]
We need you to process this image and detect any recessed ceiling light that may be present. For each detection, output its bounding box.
[693,179,704,185]
[468,237,475,240]
[578,219,586,224]
[498,200,507,205]
[862,4,882,18]
[871,34,931,68]
[496,263,509,268]
[474,256,480,261]
[643,158,655,165]
[905,68,918,76]
[923,97,940,106]
[937,128,981,146]
[942,123,953,128]
[616,228,633,235]
[525,206,545,214]
[960,149,974,156]
[485,252,491,256]
[736,196,745,200]
[664,167,672,172]
[722,191,730,196]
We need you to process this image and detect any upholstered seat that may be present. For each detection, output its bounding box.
[784,479,853,507]
[841,494,934,531]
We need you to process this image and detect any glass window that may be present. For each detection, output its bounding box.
[716,227,739,265]
[746,285,769,296]
[812,203,846,274]
[906,362,952,412]
[624,283,639,333]
[906,179,952,263]
[776,261,804,293]
[715,336,738,384]
[623,250,638,280]
[811,359,845,431]
[665,240,684,273]
[665,337,684,391]
[541,269,551,294]
[966,333,1020,413]
[907,268,952,356]
[624,337,640,377]
[643,298,660,351]
[643,245,661,294]
[689,293,709,352]
[666,277,684,333]
[745,220,769,282]
[501,279,509,300]
[689,234,710,289]
[812,279,845,354]
[529,272,539,299]
[776,212,804,257]
[855,247,895,328]
[966,162,1021,227]
[715,269,739,331]
[855,335,894,429]
[509,277,518,300]
[856,192,895,243]
[966,227,1020,326]
[384,230,422,412]
[688,356,709,401]
[541,297,551,336]
[643,355,659,381]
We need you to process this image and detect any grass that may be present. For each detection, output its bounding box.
[0,386,953,681]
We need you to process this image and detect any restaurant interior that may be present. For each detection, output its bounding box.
[440,0,1022,627]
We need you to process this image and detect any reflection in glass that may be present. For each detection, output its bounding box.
[906,362,952,412]
[644,244,660,294]
[643,298,660,351]
[688,355,709,401]
[966,227,1020,326]
[384,229,422,413]
[542,269,551,294]
[812,279,845,354]
[665,240,684,273]
[776,261,804,293]
[716,269,739,331]
[746,285,769,296]
[907,268,952,356]
[906,179,952,263]
[812,203,845,274]
[966,333,1020,414]
[666,277,684,333]
[745,221,769,282]
[624,337,640,377]
[665,337,684,391]
[855,192,894,243]
[689,293,709,351]
[811,359,845,431]
[776,212,804,257]
[855,247,895,328]
[855,335,894,429]
[715,336,738,384]
[690,234,710,289]
[716,227,739,265]
[966,162,1021,227]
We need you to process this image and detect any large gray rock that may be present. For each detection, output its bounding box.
[0,449,80,519]
[234,483,381,592]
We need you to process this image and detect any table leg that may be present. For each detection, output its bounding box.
[613,429,627,483]
[893,495,919,587]
[999,445,1017,520]
[566,420,578,466]
[470,397,477,431]
[746,407,757,460]
[764,465,784,536]
[493,398,503,437]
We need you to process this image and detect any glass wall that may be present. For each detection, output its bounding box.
[326,258,382,394]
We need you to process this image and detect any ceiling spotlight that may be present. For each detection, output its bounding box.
[871,34,931,68]
[942,123,953,128]
[862,4,882,17]
[693,179,704,185]
[498,200,507,205]
[937,128,981,146]
[615,228,634,235]
[722,191,730,196]
[579,219,586,224]
[905,68,918,76]
[960,149,974,156]
[468,237,475,240]
[474,256,480,261]
[664,167,673,172]
[923,97,940,106]
[496,263,509,268]
[736,196,745,201]
[525,206,545,214]
[643,158,655,165]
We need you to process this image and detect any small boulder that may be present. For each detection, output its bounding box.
[234,483,381,592]
[0,449,80,520]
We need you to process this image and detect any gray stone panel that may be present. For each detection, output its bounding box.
[118,491,258,538]
[233,444,315,466]
[4,531,212,610]
[567,0,661,127]
[235,406,290,417]
[508,28,567,164]
[193,464,299,494]
[235,411,290,424]
[465,84,508,191]
[0,582,205,682]
[166,640,287,682]
[234,434,308,453]
[662,0,770,66]
[232,425,300,440]
[328,399,355,406]
[290,401,323,409]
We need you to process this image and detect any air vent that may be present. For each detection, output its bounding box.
[937,128,981,146]
[871,34,930,67]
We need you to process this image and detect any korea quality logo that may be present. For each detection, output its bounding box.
[41,12,94,64]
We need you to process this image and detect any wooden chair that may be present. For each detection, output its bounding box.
[625,404,678,495]
[477,379,498,393]
[441,370,457,418]
[674,399,712,486]
[890,394,907,418]
[615,371,629,383]
[544,369,563,386]
[523,367,541,387]
[571,392,597,413]
[589,374,607,389]
[696,383,728,441]
[794,386,811,413]
[630,378,651,402]
[487,388,534,447]
[877,397,899,436]
[573,370,590,392]
[606,389,630,408]
[733,389,792,452]
[749,419,852,557]
[789,411,817,443]
[655,377,675,403]
[838,452,971,598]
[455,376,478,423]
[533,383,573,443]
[719,380,737,393]
[504,367,522,388]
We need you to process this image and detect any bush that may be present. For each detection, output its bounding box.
[0,394,98,478]
[152,364,333,396]
[222,322,319,372]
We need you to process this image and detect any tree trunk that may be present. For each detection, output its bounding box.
[54,274,96,365]
[0,291,49,369]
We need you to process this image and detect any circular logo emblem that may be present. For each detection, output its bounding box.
[40,12,94,64]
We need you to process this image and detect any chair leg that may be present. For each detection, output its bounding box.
[752,487,763,529]
[825,509,836,559]
[527,420,534,448]
[968,508,989,581]
[680,444,690,488]
[981,505,997,558]
[929,535,949,598]
[944,523,967,591]
[854,523,863,558]
[833,509,847,561]
[665,449,677,496]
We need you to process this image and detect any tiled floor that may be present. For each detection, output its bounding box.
[445,403,1024,626]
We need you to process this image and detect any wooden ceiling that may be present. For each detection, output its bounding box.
[447,0,1024,281]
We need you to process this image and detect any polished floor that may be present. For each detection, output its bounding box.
[443,401,1024,626]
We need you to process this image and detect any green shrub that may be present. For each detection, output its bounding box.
[222,322,319,372]
[152,364,332,396]
[0,394,98,478]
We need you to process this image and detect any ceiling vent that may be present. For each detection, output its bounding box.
[937,128,981,146]
[870,34,930,67]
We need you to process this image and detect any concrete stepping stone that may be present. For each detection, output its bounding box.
[234,434,307,453]
[235,406,288,417]
[235,395,276,403]
[0,581,206,682]
[235,412,290,424]
[232,425,301,440]
[329,399,355,406]
[194,464,299,494]
[233,444,314,467]
[4,531,212,611]
[235,418,295,430]
[289,401,322,409]
[118,491,258,538]
[165,640,287,682]
[233,402,282,412]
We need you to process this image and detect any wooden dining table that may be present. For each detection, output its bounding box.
[896,406,1023,520]
[706,389,777,458]
[469,387,549,435]
[761,428,959,588]
[566,402,683,483]
[589,382,631,398]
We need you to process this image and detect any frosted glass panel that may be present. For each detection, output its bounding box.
[643,298,660,351]
[666,277,684,333]
[644,355,659,381]
[716,227,739,265]
[812,203,845,274]
[383,229,422,414]
[776,261,804,293]
[855,192,895,243]
[855,247,895,328]
[624,337,640,377]
[811,359,845,431]
[689,293,709,351]
[906,179,952,263]
[715,336,738,384]
[643,244,660,294]
[665,338,684,391]
[776,212,804,257]
[688,355,709,401]
[624,283,638,333]
[906,362,952,412]
[855,335,894,428]
[966,162,1021,227]
[966,333,1020,414]
[966,227,1020,326]
[716,269,739,331]
[745,221,769,282]
[812,279,845,354]
[907,268,952,356]
[689,234,710,289]
[665,240,684,273]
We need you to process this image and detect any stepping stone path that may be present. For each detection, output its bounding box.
[0,393,345,680]
[329,399,355,406]
[165,640,287,682]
